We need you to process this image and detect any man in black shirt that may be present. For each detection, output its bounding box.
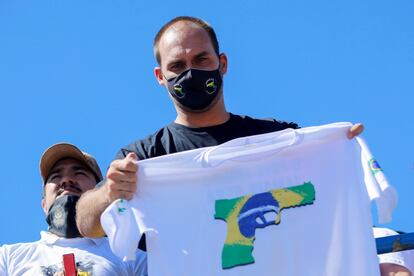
[76,16,363,240]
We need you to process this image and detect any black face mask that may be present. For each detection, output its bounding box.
[46,195,82,238]
[166,68,223,111]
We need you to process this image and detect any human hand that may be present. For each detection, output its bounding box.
[102,152,138,203]
[53,271,65,276]
[379,263,412,276]
[347,123,364,139]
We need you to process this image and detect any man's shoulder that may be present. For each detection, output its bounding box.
[230,113,299,131]
[116,124,174,160]
[0,240,41,257]
[0,240,42,274]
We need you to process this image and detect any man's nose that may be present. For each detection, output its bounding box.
[59,175,75,188]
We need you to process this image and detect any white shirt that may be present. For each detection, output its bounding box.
[0,231,147,276]
[102,122,397,276]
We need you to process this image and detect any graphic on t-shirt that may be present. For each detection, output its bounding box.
[115,199,127,214]
[40,260,94,275]
[214,182,315,269]
[368,158,383,175]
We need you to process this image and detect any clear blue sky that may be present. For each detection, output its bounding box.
[0,0,413,245]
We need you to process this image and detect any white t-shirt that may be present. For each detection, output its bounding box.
[0,231,147,276]
[374,227,414,274]
[102,122,397,276]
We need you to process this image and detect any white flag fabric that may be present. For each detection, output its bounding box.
[101,122,397,276]
[357,137,397,224]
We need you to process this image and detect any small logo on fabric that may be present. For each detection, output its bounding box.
[173,84,185,98]
[115,199,127,214]
[205,78,217,94]
[41,260,94,276]
[214,182,315,269]
[53,209,65,228]
[368,158,383,175]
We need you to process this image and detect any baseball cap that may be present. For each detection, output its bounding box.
[40,143,103,184]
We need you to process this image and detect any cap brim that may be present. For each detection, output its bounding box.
[40,143,90,183]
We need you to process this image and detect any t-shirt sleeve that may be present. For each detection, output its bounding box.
[95,141,151,189]
[258,117,299,132]
[95,146,140,189]
[272,119,299,130]
[115,147,142,160]
[0,246,8,275]
[116,140,151,161]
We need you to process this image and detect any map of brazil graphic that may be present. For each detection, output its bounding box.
[214,182,316,269]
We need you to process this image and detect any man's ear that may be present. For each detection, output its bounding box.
[41,198,48,215]
[219,53,228,75]
[154,67,165,86]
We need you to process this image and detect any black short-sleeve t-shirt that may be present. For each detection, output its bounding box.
[116,113,299,160]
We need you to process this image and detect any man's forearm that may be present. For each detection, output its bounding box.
[76,185,110,238]
[77,153,138,238]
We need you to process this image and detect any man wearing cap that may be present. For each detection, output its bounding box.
[0,143,147,276]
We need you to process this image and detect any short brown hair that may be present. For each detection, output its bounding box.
[154,16,220,66]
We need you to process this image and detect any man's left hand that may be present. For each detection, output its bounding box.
[348,123,364,139]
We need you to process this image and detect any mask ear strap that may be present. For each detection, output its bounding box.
[218,53,223,70]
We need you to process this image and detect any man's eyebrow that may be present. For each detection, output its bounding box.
[48,167,62,176]
[45,167,62,183]
[72,165,89,171]
[166,58,185,67]
[193,51,210,59]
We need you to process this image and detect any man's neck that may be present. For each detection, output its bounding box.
[174,100,230,128]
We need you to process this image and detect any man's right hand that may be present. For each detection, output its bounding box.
[76,152,139,238]
[103,152,139,203]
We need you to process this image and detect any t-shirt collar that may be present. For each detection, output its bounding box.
[40,231,105,246]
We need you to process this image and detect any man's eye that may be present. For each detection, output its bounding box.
[50,174,60,180]
[46,174,60,183]
[197,56,209,63]
[75,171,87,176]
[169,63,183,70]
